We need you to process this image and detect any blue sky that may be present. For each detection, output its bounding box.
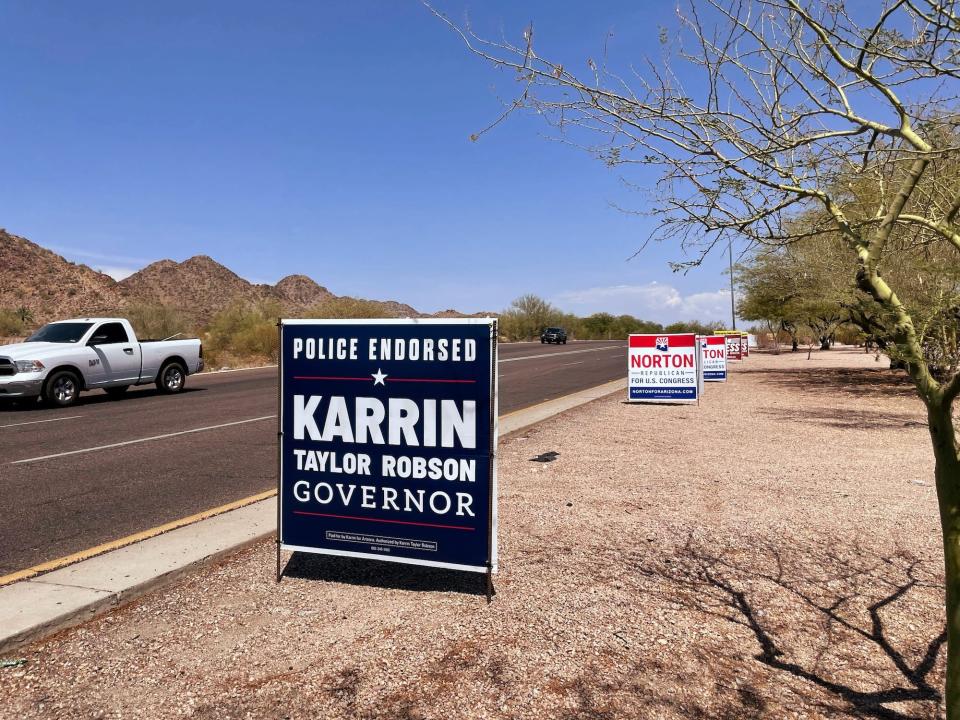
[0,1,735,324]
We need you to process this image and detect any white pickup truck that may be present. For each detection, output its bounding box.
[0,318,203,407]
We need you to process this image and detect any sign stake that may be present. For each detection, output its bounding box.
[276,320,283,584]
[486,319,498,604]
[276,318,499,595]
[627,333,699,404]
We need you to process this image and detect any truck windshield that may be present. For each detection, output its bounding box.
[26,323,93,344]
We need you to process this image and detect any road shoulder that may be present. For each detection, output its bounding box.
[0,378,626,654]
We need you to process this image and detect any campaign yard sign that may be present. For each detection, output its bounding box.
[628,333,699,403]
[279,318,498,575]
[722,333,742,361]
[740,333,750,358]
[701,335,727,381]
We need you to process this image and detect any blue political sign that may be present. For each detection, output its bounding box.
[279,319,498,574]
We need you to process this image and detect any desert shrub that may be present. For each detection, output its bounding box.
[664,320,725,336]
[834,324,866,346]
[204,300,281,367]
[747,324,779,349]
[125,303,192,341]
[498,295,564,341]
[0,309,26,337]
[497,295,669,341]
[306,297,394,319]
[578,312,664,339]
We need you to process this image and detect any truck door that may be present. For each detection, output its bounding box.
[87,322,141,384]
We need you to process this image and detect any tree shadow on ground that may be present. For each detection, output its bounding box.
[742,366,918,400]
[281,551,490,597]
[634,534,945,719]
[758,406,927,431]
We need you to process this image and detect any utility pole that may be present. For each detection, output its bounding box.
[728,239,736,330]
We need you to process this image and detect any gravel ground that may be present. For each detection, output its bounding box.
[0,348,945,719]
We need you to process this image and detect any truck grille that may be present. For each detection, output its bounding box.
[0,359,14,376]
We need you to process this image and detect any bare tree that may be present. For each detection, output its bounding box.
[431,0,960,714]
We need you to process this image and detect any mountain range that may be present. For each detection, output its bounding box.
[0,228,446,327]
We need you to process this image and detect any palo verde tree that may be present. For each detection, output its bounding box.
[498,294,564,340]
[432,0,960,712]
[741,166,960,361]
[737,234,861,352]
[735,251,804,352]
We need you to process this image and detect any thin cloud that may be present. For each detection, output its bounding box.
[92,265,138,281]
[553,282,732,324]
[50,245,152,267]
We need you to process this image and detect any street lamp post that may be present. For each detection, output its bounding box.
[729,240,736,330]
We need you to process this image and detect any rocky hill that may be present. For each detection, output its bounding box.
[432,308,495,318]
[0,229,131,322]
[269,274,334,311]
[119,255,264,324]
[0,228,478,331]
[376,300,421,318]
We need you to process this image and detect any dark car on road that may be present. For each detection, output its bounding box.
[540,327,567,344]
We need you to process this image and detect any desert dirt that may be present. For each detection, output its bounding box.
[0,348,946,719]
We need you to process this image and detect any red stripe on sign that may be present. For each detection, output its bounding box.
[705,336,725,346]
[294,376,370,381]
[629,333,697,347]
[293,510,475,531]
[389,378,476,384]
[293,376,475,384]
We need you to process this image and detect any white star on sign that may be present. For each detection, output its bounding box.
[371,368,388,386]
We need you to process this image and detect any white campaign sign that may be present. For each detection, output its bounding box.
[701,335,727,382]
[628,333,699,404]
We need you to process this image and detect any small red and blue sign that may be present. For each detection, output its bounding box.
[701,335,727,381]
[722,333,742,361]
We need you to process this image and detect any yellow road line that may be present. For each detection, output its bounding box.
[0,489,277,588]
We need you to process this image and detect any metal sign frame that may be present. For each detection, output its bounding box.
[720,332,742,361]
[276,318,498,594]
[627,332,700,404]
[701,335,728,382]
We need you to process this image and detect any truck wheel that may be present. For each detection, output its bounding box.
[44,370,81,408]
[541,339,545,344]
[105,386,129,398]
[157,362,186,394]
[562,339,567,344]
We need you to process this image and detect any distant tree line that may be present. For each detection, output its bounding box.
[497,293,722,342]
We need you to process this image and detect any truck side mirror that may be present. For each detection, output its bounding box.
[88,335,108,346]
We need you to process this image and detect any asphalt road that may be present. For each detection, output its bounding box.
[0,340,625,574]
